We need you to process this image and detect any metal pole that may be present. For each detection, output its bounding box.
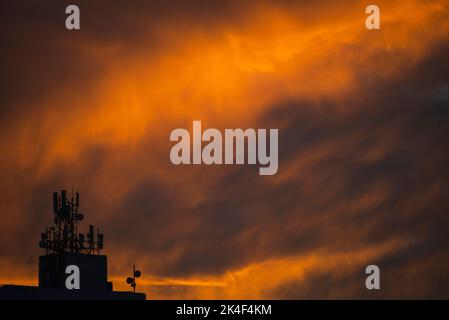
[133,264,136,293]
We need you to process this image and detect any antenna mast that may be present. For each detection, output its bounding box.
[39,190,104,255]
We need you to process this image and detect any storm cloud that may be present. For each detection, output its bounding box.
[1,0,449,299]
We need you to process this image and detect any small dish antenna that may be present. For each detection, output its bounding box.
[126,264,141,293]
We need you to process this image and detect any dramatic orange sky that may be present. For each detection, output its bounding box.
[1,0,449,299]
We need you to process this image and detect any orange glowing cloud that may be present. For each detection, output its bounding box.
[1,0,449,299]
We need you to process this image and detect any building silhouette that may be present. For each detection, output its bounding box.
[0,190,146,300]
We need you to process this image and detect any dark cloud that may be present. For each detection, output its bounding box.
[1,0,449,298]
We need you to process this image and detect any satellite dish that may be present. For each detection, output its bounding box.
[127,264,140,292]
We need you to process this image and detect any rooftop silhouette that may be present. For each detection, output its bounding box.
[0,190,146,300]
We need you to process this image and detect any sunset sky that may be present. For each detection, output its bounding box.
[1,0,449,299]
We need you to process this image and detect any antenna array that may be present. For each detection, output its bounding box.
[39,190,104,255]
